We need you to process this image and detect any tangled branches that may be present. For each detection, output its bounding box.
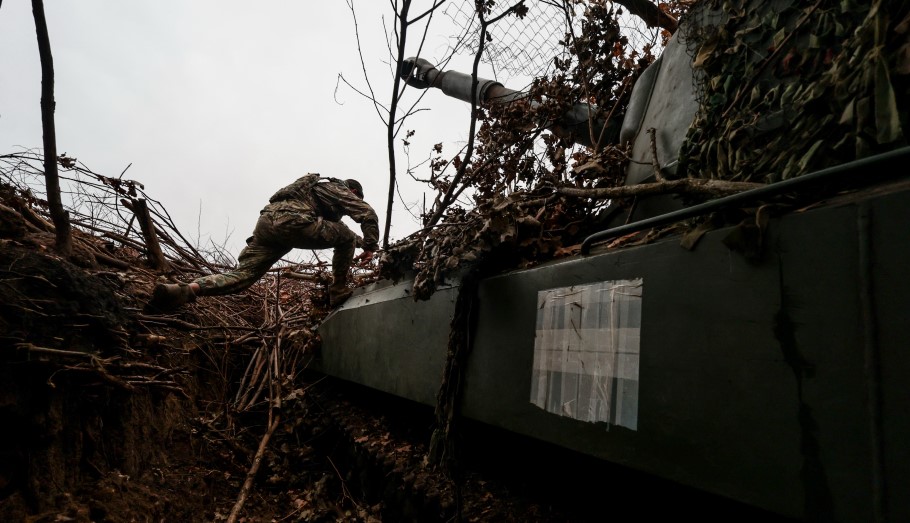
[1,150,225,273]
[383,2,687,299]
[1,147,360,519]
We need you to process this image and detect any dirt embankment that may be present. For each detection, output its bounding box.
[0,185,585,522]
[0,156,788,522]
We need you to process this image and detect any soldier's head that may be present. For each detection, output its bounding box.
[345,179,364,199]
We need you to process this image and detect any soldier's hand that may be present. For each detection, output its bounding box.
[356,250,375,263]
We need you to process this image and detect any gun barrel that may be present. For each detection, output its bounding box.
[400,57,618,148]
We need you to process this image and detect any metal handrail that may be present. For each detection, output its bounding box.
[581,146,910,254]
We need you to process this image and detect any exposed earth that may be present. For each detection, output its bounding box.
[0,192,792,522]
[0,232,569,522]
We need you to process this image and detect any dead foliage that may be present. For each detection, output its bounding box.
[0,151,384,521]
[384,0,910,303]
[1,147,574,521]
[4,1,906,519]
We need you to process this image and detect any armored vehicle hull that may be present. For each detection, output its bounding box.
[319,155,910,520]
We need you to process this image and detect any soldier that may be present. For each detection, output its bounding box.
[147,174,379,312]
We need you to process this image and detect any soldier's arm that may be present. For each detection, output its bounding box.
[325,184,380,249]
[347,200,380,251]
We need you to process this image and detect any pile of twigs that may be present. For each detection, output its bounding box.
[1,149,227,272]
[1,148,371,520]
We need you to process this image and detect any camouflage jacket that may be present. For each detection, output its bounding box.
[265,174,380,250]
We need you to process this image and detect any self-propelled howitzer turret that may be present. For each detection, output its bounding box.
[318,4,910,521]
[398,46,703,214]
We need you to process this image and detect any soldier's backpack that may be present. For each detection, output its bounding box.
[268,173,321,203]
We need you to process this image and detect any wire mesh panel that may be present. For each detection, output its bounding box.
[443,0,668,81]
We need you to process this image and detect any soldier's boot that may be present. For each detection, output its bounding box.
[328,257,354,307]
[329,288,354,308]
[328,283,353,308]
[146,283,197,313]
[328,267,352,307]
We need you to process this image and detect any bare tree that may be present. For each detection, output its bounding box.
[422,2,530,230]
[32,0,72,255]
[341,0,453,249]
[382,1,447,249]
[342,0,676,247]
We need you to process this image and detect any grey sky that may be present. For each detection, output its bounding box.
[1,1,518,256]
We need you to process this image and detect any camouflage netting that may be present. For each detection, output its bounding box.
[678,0,910,182]
[380,2,680,300]
[384,0,910,301]
[379,180,610,300]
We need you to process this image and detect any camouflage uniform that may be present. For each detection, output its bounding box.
[192,174,379,299]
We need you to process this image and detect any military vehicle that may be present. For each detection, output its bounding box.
[317,3,909,520]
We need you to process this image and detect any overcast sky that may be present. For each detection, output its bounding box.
[1,1,535,257]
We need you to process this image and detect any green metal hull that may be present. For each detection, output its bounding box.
[319,180,910,521]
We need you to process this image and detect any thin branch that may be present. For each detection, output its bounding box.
[556,178,765,200]
[407,0,446,25]
[225,410,281,523]
[344,0,387,122]
[423,9,490,229]
[646,127,665,182]
[382,0,412,249]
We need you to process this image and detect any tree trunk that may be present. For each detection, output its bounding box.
[383,0,411,250]
[32,0,72,256]
[123,198,171,271]
[614,0,678,33]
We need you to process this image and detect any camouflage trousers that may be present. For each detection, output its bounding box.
[193,207,356,296]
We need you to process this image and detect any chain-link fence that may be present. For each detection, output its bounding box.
[442,0,669,81]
